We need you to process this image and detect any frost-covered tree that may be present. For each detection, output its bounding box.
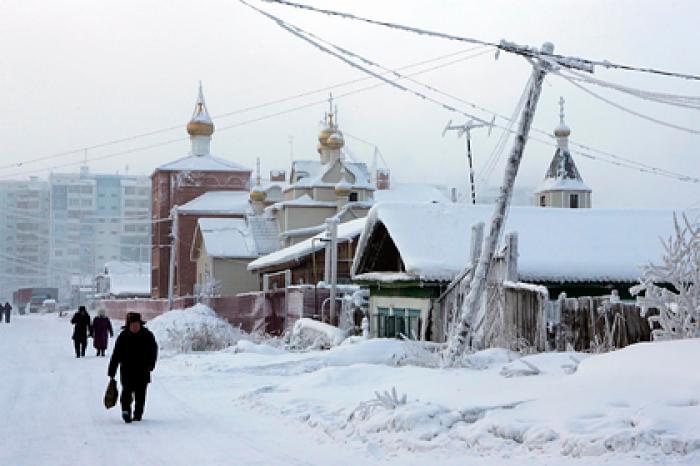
[631,213,700,340]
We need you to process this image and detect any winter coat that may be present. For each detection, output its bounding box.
[92,316,113,350]
[108,326,158,387]
[71,311,92,342]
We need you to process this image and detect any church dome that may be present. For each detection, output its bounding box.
[318,126,334,146]
[187,119,214,137]
[326,131,345,150]
[554,123,570,138]
[250,185,267,202]
[334,179,352,196]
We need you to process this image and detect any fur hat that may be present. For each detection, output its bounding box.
[126,312,145,324]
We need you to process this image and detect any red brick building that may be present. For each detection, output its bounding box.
[151,85,251,298]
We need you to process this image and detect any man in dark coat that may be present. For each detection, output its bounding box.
[92,309,113,357]
[3,302,11,323]
[108,312,158,423]
[70,306,92,358]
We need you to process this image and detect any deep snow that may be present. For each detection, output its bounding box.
[1,313,698,466]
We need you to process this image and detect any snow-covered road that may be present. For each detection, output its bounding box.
[0,315,374,466]
[3,313,699,466]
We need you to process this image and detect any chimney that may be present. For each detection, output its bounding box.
[270,169,286,182]
[375,168,390,190]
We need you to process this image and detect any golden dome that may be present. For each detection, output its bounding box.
[187,120,214,137]
[250,186,267,202]
[325,131,345,150]
[318,126,334,145]
[334,180,352,196]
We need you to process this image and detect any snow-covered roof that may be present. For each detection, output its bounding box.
[99,262,151,297]
[266,194,338,211]
[535,146,590,193]
[248,217,366,271]
[353,203,679,283]
[195,217,279,260]
[289,159,373,190]
[535,177,591,193]
[178,191,252,215]
[374,183,453,204]
[156,154,251,173]
[104,261,150,275]
[109,274,151,297]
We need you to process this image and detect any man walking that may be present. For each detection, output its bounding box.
[3,302,11,323]
[108,312,158,423]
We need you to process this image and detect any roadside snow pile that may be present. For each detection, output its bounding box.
[289,318,347,350]
[232,338,700,461]
[148,304,243,353]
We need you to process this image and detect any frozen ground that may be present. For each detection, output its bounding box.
[1,313,699,466]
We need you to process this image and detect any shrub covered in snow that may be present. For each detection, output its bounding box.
[148,304,243,353]
[288,318,347,350]
[631,213,700,340]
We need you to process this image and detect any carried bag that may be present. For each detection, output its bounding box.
[104,379,118,409]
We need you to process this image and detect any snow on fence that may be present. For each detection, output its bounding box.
[548,294,654,351]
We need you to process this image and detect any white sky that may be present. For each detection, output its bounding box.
[1,0,698,208]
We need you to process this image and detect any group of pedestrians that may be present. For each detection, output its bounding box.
[70,306,113,358]
[70,306,158,424]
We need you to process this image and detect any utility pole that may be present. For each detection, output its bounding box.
[442,118,494,205]
[167,206,178,310]
[445,42,559,363]
[326,218,339,325]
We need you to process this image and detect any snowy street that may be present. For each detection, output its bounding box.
[0,315,379,466]
[2,311,700,466]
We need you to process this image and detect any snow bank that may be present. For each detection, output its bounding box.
[148,304,243,353]
[228,339,700,462]
[289,318,347,349]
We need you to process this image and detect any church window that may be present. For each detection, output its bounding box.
[540,195,546,207]
[570,194,579,208]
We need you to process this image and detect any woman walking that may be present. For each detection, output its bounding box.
[92,309,113,357]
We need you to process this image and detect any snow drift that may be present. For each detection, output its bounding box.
[148,304,243,353]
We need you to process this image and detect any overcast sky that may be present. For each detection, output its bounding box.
[1,0,698,208]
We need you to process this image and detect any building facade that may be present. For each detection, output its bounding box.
[0,177,51,300]
[150,84,252,298]
[48,166,151,299]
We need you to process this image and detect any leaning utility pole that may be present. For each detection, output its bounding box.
[167,206,179,310]
[442,118,494,205]
[444,42,562,364]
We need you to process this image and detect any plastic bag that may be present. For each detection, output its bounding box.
[104,379,118,409]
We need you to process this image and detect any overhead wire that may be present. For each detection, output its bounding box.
[258,0,700,81]
[0,46,488,172]
[242,0,700,185]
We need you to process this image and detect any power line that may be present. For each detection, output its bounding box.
[555,71,700,135]
[0,49,491,180]
[258,0,700,81]
[243,0,700,185]
[0,46,487,173]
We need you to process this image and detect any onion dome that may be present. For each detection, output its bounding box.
[326,130,345,150]
[187,82,214,137]
[334,179,352,197]
[318,125,334,146]
[250,185,267,202]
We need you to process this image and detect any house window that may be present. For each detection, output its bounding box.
[376,307,421,340]
[539,195,546,207]
[349,192,358,202]
[569,193,579,208]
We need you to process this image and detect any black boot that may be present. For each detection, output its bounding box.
[122,410,132,423]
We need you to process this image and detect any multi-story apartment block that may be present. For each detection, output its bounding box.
[49,166,151,298]
[0,177,51,300]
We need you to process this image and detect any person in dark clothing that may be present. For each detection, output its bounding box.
[108,312,158,423]
[92,309,113,357]
[71,306,92,358]
[3,302,11,323]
